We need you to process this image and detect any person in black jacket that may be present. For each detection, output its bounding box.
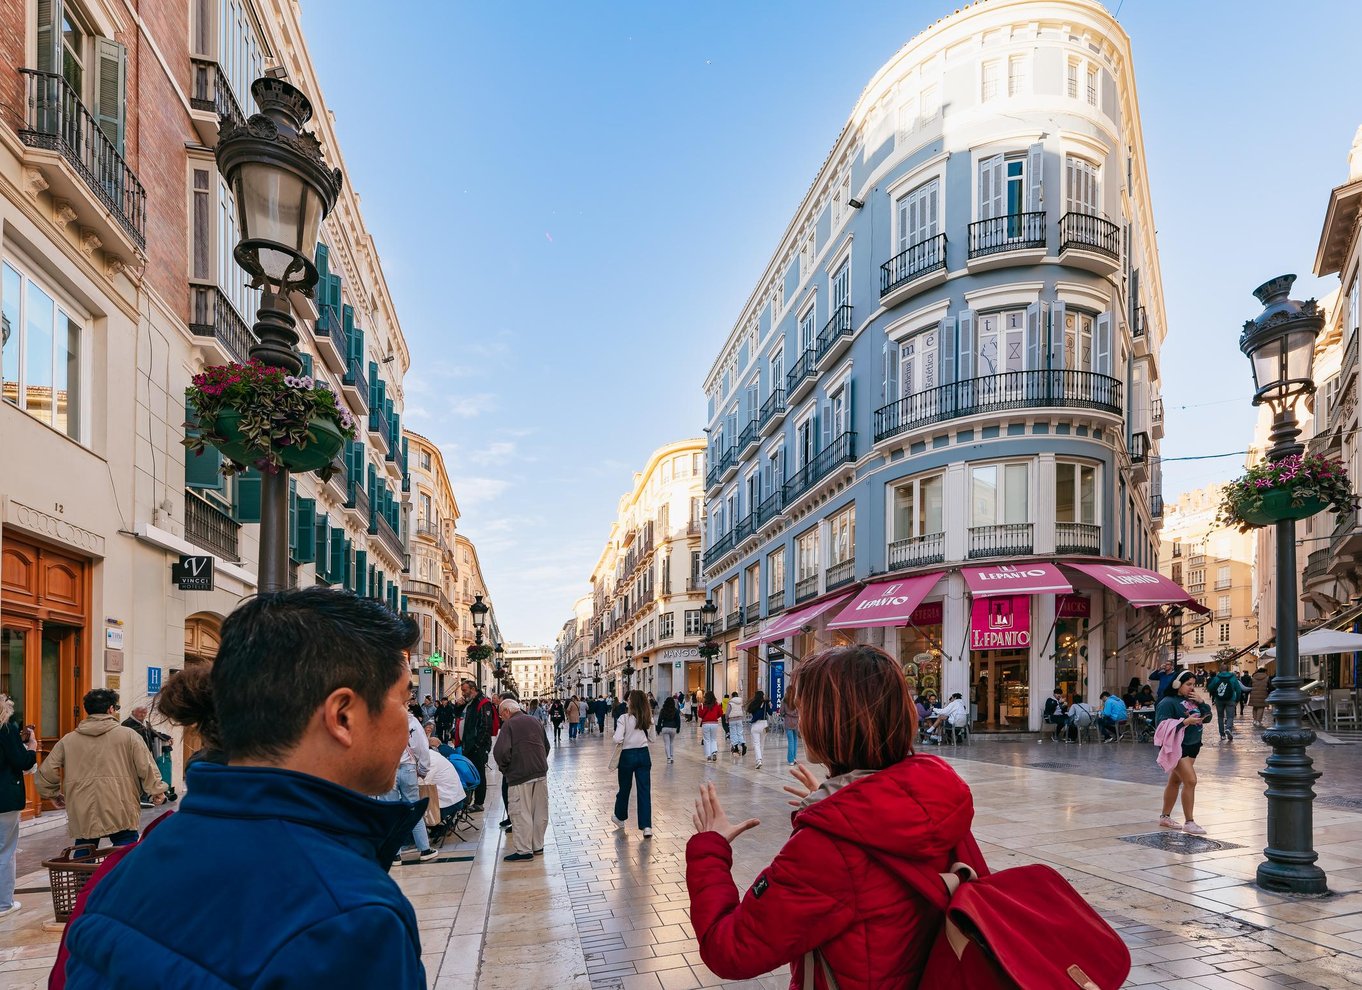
[0,693,39,918]
[434,698,456,744]
[123,705,176,804]
[1043,689,1068,742]
[458,680,496,811]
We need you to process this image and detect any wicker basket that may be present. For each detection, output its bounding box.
[43,846,108,924]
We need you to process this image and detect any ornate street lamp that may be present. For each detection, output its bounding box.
[1240,274,1327,895]
[493,642,506,694]
[700,598,719,692]
[1168,605,1184,668]
[623,642,634,694]
[469,594,488,644]
[215,77,343,592]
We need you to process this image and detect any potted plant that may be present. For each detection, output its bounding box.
[184,360,356,477]
[697,640,721,661]
[1217,452,1357,531]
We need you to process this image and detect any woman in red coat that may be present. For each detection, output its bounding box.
[696,691,724,762]
[686,645,981,989]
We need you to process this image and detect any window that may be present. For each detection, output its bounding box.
[769,349,784,396]
[977,310,1027,374]
[1055,462,1097,523]
[799,234,815,281]
[895,179,940,254]
[660,612,675,639]
[978,155,1028,224]
[1086,64,1099,106]
[745,563,760,607]
[1218,595,1231,617]
[981,60,1001,102]
[884,325,939,402]
[831,262,849,313]
[1219,623,1231,644]
[971,463,1030,526]
[421,450,432,470]
[661,460,671,484]
[1065,157,1101,215]
[796,527,820,580]
[1061,310,1095,371]
[921,84,940,121]
[418,493,432,525]
[768,548,786,594]
[1007,55,1028,96]
[1194,625,1205,647]
[829,505,855,565]
[1,259,84,441]
[1066,59,1080,99]
[898,97,918,140]
[1216,565,1230,588]
[692,452,702,475]
[799,307,816,355]
[1349,274,1360,337]
[893,475,945,539]
[684,610,703,636]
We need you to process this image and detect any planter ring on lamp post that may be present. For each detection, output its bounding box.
[1239,274,1328,895]
[215,76,343,592]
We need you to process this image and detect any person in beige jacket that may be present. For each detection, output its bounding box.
[35,688,167,847]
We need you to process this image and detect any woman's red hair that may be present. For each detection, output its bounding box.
[791,645,917,775]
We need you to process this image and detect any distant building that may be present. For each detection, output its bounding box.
[1158,487,1256,666]
[554,595,594,699]
[504,642,554,701]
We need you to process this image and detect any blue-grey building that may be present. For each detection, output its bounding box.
[701,0,1171,730]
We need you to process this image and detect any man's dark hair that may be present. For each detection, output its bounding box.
[83,688,119,715]
[212,588,418,760]
[1100,691,1110,699]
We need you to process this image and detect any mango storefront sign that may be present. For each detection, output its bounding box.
[970,595,1031,650]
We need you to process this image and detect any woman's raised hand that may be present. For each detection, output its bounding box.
[782,762,821,808]
[692,782,760,843]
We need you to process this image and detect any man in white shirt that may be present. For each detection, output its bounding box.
[380,710,436,863]
[924,693,969,743]
[425,749,467,824]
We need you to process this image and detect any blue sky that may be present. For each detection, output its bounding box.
[301,0,1362,645]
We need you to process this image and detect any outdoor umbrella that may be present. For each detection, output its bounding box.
[1261,628,1362,658]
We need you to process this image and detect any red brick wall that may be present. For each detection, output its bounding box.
[0,0,28,135]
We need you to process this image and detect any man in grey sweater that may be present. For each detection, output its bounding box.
[492,698,549,862]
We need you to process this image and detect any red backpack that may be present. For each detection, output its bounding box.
[480,697,502,736]
[903,856,1130,989]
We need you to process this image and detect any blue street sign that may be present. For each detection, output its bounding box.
[769,661,785,713]
[147,666,163,695]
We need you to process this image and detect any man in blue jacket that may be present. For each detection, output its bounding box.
[61,588,428,988]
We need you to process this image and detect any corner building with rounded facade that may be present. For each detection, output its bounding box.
[701,0,1176,731]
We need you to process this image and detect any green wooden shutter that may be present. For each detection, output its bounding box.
[315,243,330,279]
[300,352,314,378]
[330,528,346,580]
[184,399,224,491]
[288,479,298,555]
[368,362,380,409]
[295,498,316,563]
[350,323,365,368]
[400,595,408,615]
[355,550,368,596]
[93,38,128,154]
[36,0,63,74]
[315,513,330,579]
[233,469,262,523]
[342,537,354,590]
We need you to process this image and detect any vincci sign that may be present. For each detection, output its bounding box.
[970,595,1031,651]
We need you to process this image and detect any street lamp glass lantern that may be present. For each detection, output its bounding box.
[215,78,343,294]
[470,594,488,631]
[701,599,718,620]
[1240,275,1322,414]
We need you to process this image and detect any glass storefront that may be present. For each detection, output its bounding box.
[895,602,944,701]
[1054,594,1091,703]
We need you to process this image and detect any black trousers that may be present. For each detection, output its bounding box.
[470,753,489,806]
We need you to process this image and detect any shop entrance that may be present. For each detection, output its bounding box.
[970,652,1029,731]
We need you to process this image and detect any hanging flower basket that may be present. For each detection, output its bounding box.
[184,361,356,477]
[467,644,493,663]
[697,642,721,660]
[1218,453,1356,532]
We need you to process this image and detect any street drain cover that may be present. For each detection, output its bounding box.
[1031,761,1074,770]
[1318,795,1362,811]
[1119,832,1244,854]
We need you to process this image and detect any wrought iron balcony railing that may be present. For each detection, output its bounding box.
[786,348,817,393]
[1058,212,1120,259]
[794,575,819,603]
[815,305,854,362]
[189,284,255,364]
[703,531,735,570]
[189,58,244,123]
[825,559,856,590]
[784,432,856,503]
[18,69,145,247]
[874,370,1122,443]
[185,490,239,561]
[767,588,786,614]
[756,489,785,527]
[968,523,1034,560]
[758,388,786,429]
[1055,522,1101,556]
[888,532,945,570]
[967,211,1045,259]
[880,233,947,296]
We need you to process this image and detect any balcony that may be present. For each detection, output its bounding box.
[758,388,787,436]
[1055,522,1101,556]
[189,285,255,365]
[686,576,704,593]
[794,575,819,604]
[345,479,370,524]
[880,233,948,307]
[874,370,1122,444]
[416,519,441,542]
[966,212,1045,272]
[324,452,348,504]
[888,532,945,570]
[1214,578,1232,591]
[1330,507,1362,559]
[368,407,392,454]
[17,69,146,253]
[1151,492,1164,519]
[814,305,855,367]
[313,299,349,373]
[1133,306,1148,340]
[706,447,735,490]
[369,510,404,560]
[1304,548,1330,586]
[687,520,702,538]
[1150,395,1164,440]
[756,489,786,528]
[1058,212,1120,274]
[726,609,743,631]
[719,446,739,484]
[188,58,244,145]
[342,357,369,415]
[185,490,240,561]
[825,559,856,591]
[737,419,759,458]
[968,523,1034,560]
[767,588,787,615]
[784,432,856,505]
[703,531,735,570]
[735,513,756,545]
[786,348,818,404]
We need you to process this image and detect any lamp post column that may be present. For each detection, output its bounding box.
[252,291,301,593]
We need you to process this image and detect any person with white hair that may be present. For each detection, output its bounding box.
[492,698,550,862]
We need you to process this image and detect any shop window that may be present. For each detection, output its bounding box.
[971,462,1030,526]
[892,475,944,540]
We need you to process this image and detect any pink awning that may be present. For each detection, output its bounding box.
[734,629,765,651]
[761,591,856,643]
[827,573,944,630]
[962,562,1072,597]
[1063,562,1210,614]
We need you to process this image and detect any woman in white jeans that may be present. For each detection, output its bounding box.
[655,696,681,764]
[698,691,723,761]
[746,691,772,769]
[727,693,746,760]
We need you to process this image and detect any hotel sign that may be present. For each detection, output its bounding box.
[970,595,1031,651]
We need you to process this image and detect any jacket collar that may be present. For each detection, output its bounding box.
[182,763,426,870]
